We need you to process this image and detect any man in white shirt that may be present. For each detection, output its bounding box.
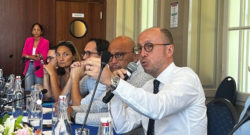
[84,27,207,135]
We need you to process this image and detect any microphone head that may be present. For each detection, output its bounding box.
[9,54,13,58]
[127,62,138,73]
[101,51,111,68]
[35,66,41,71]
[41,89,48,94]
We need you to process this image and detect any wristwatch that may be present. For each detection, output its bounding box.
[70,111,77,123]
[110,76,120,92]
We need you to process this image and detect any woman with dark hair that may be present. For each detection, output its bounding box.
[22,23,49,91]
[43,41,81,101]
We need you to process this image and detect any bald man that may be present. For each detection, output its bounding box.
[109,36,138,71]
[84,28,207,135]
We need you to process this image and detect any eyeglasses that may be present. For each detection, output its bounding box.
[46,56,55,61]
[109,52,133,61]
[137,42,172,53]
[81,51,98,57]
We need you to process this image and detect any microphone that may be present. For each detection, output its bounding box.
[101,50,112,68]
[80,50,111,134]
[0,89,48,115]
[228,106,250,135]
[38,54,44,65]
[9,54,14,59]
[102,62,138,103]
[21,66,41,82]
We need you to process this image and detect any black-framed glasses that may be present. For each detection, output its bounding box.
[109,52,133,61]
[46,56,55,62]
[81,51,98,57]
[138,42,172,53]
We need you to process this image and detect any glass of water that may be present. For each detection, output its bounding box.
[75,128,89,135]
[52,104,58,131]
[28,100,43,131]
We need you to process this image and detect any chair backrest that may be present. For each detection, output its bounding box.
[215,76,237,105]
[207,98,238,135]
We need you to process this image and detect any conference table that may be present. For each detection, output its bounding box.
[24,102,122,135]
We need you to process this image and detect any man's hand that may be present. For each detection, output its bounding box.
[84,57,113,86]
[70,61,85,80]
[112,68,127,80]
[44,63,56,76]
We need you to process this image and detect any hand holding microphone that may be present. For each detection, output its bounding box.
[102,62,138,103]
[37,53,44,65]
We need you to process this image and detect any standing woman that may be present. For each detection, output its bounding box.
[22,23,49,91]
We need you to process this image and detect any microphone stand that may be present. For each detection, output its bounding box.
[80,66,105,134]
[0,95,30,116]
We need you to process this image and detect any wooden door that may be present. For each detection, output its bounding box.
[56,0,106,55]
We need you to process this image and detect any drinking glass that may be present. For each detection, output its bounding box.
[75,128,89,135]
[52,105,58,131]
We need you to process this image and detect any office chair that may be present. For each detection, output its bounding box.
[207,98,238,135]
[215,76,236,105]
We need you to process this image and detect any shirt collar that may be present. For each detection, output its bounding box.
[156,62,176,85]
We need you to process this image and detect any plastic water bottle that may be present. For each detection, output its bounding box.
[0,69,5,94]
[53,95,72,135]
[27,84,43,118]
[28,99,43,131]
[97,117,113,135]
[5,74,15,113]
[13,76,24,117]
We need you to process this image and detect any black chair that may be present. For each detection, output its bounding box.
[215,76,237,105]
[207,98,238,135]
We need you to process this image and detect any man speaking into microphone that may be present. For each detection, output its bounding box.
[84,28,207,135]
[68,36,152,129]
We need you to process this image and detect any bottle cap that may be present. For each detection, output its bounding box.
[100,117,109,126]
[36,99,42,105]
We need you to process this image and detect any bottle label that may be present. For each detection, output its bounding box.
[101,122,109,126]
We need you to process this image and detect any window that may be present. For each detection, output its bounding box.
[226,0,250,93]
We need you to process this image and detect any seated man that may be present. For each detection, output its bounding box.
[43,46,57,99]
[69,36,152,128]
[70,38,109,106]
[84,28,207,135]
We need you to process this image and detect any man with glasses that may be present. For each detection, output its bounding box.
[68,36,152,129]
[84,28,207,135]
[70,39,109,106]
[109,36,138,71]
[43,46,57,98]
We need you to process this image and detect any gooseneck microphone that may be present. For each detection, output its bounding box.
[102,62,138,103]
[80,50,111,134]
[21,66,41,82]
[0,89,48,115]
[228,105,250,135]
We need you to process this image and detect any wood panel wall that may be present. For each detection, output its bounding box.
[0,0,106,76]
[0,0,55,76]
[56,0,106,54]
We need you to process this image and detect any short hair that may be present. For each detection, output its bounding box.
[88,38,109,55]
[160,28,174,44]
[49,45,57,50]
[31,23,44,33]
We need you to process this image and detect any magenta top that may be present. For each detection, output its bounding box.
[22,37,49,78]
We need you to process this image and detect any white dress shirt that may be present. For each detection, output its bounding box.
[110,62,207,135]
